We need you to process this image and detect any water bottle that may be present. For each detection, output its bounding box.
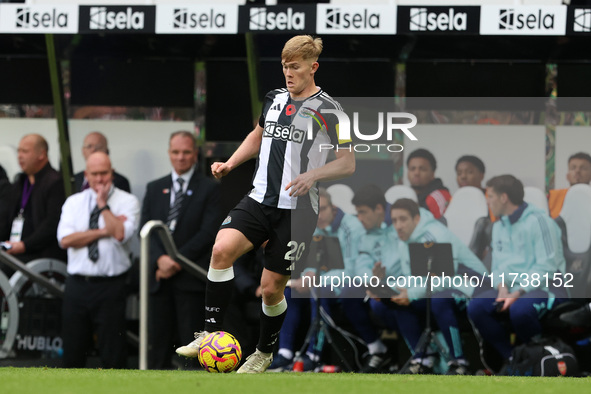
[314,364,342,373]
[292,357,304,372]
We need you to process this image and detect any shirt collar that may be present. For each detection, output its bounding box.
[507,202,528,225]
[172,166,195,189]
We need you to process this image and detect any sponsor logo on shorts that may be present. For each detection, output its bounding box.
[222,216,232,225]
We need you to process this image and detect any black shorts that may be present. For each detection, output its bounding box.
[220,195,318,276]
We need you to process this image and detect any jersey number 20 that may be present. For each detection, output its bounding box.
[284,241,306,262]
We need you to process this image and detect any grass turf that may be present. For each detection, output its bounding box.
[0,368,588,394]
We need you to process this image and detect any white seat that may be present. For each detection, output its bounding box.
[326,184,356,215]
[443,186,488,247]
[0,145,19,181]
[524,186,549,215]
[384,185,418,204]
[559,184,591,254]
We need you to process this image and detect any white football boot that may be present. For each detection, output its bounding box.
[175,331,210,358]
[236,349,273,374]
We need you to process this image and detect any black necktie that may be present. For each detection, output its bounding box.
[88,205,100,262]
[167,178,185,233]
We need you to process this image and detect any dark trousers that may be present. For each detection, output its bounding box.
[148,280,205,369]
[392,289,467,360]
[62,274,128,368]
[467,288,566,360]
[340,285,381,345]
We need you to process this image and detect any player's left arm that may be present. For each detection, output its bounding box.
[286,149,355,197]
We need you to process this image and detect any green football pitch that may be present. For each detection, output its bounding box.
[0,368,588,394]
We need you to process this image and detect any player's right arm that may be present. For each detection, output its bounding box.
[211,124,263,179]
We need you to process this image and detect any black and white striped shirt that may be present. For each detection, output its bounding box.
[249,88,349,212]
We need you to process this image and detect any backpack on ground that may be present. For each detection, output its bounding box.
[504,336,579,377]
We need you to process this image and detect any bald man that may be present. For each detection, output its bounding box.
[73,131,130,193]
[57,151,140,368]
[1,134,66,264]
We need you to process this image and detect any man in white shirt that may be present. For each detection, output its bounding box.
[57,151,140,368]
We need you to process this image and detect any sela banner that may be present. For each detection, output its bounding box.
[397,5,480,34]
[0,4,78,33]
[79,5,156,34]
[238,5,316,33]
[566,7,591,35]
[155,5,238,34]
[316,5,396,35]
[480,5,567,36]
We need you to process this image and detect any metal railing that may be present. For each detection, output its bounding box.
[0,251,64,298]
[139,220,208,370]
[1,222,206,369]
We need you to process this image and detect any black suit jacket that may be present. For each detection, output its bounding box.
[140,170,222,293]
[4,163,67,262]
[73,170,131,193]
[0,178,11,241]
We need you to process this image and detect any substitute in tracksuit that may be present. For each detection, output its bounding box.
[382,199,486,375]
[340,184,393,373]
[468,175,568,364]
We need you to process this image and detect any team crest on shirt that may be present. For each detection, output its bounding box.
[495,240,503,252]
[222,216,232,225]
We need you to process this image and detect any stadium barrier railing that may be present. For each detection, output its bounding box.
[139,220,208,370]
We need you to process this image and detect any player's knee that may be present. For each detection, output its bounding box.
[261,282,281,298]
[210,242,234,268]
[260,281,284,303]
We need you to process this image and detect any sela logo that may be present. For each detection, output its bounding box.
[301,108,417,152]
[499,8,556,30]
[325,7,380,30]
[15,7,68,29]
[173,8,226,29]
[90,7,144,30]
[249,7,305,31]
[264,122,306,143]
[573,9,591,32]
[410,7,467,31]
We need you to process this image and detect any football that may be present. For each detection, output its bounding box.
[197,331,242,373]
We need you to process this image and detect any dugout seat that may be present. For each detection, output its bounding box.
[384,185,418,205]
[443,186,488,247]
[326,184,356,215]
[524,186,549,215]
[468,217,493,271]
[555,184,591,299]
[542,184,591,344]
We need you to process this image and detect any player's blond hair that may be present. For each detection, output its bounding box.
[281,35,323,62]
